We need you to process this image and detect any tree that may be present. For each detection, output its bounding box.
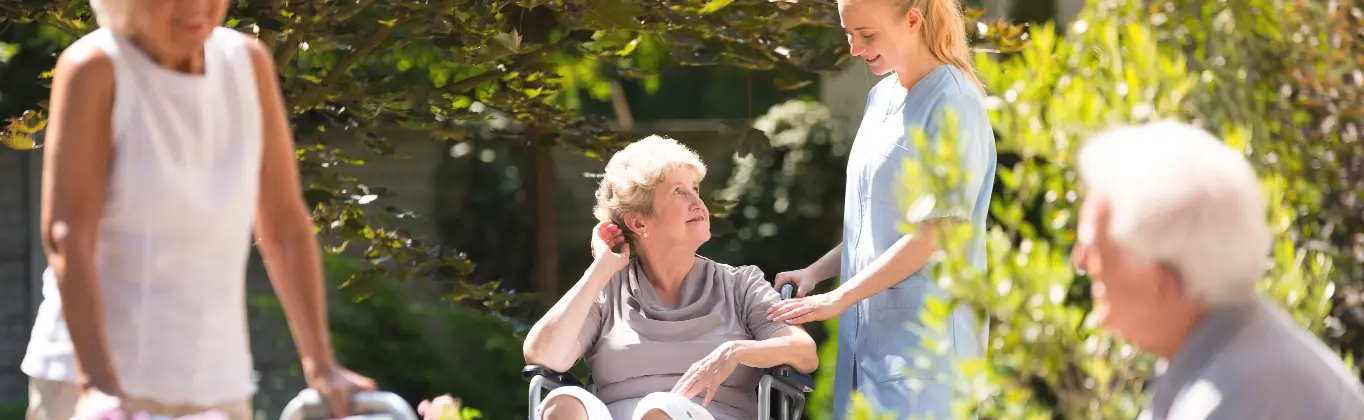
[0,0,856,305]
[2,0,1030,306]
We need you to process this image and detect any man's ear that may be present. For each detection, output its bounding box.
[1155,263,1185,301]
[903,7,925,32]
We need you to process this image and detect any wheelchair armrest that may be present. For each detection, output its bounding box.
[522,365,585,389]
[764,365,815,393]
[762,286,816,394]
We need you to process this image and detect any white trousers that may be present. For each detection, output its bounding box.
[26,377,252,420]
[535,387,716,420]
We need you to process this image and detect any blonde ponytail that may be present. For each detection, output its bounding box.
[896,0,983,92]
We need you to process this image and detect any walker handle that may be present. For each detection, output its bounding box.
[279,388,418,420]
[779,282,796,300]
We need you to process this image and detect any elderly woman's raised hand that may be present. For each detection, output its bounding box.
[590,221,625,259]
[592,222,631,273]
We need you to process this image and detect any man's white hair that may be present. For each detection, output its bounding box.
[1077,121,1270,306]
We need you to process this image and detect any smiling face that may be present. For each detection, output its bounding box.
[626,166,711,251]
[105,0,227,60]
[1072,196,1184,348]
[837,0,923,76]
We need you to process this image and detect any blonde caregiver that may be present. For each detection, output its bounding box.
[765,0,997,418]
[23,0,375,418]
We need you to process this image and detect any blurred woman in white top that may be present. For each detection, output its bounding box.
[22,0,375,418]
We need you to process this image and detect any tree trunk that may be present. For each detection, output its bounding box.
[530,142,559,296]
[610,80,635,131]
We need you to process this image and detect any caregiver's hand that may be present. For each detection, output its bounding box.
[767,291,848,324]
[773,268,822,297]
[672,341,744,406]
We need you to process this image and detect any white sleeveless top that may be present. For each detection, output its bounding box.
[22,27,262,405]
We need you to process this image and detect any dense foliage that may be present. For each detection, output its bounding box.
[11,1,1359,419]
[1151,0,1364,360]
[0,0,859,306]
[847,1,1354,419]
[250,254,526,418]
[706,99,852,280]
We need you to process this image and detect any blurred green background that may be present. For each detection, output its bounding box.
[0,0,1360,418]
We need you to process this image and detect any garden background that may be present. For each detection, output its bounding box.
[0,0,1360,418]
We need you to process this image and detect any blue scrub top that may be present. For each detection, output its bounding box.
[832,64,997,420]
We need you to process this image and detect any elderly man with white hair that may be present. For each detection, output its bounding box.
[1070,121,1364,420]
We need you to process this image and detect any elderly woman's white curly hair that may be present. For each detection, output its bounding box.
[593,135,707,241]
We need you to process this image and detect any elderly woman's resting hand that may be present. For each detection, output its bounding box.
[672,326,820,406]
[671,341,745,406]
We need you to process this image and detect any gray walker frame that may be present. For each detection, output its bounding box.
[140,388,417,420]
[278,388,419,420]
[522,283,816,420]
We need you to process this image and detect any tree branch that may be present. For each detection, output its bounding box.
[258,0,286,50]
[443,67,507,94]
[290,20,400,109]
[321,22,398,87]
[442,30,592,93]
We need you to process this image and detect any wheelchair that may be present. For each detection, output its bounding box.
[523,283,817,420]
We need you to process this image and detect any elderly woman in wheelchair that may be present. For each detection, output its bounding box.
[522,135,820,420]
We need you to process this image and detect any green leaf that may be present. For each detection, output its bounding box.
[431,66,451,88]
[700,0,734,14]
[734,127,771,159]
[580,0,644,30]
[492,29,524,54]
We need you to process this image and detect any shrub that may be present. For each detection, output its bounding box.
[0,399,25,419]
[252,253,523,419]
[857,3,1337,419]
[1151,0,1364,370]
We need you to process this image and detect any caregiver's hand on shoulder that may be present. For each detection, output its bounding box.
[773,268,822,297]
[672,341,745,406]
[767,291,848,324]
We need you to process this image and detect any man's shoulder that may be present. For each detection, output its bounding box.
[1191,322,1364,414]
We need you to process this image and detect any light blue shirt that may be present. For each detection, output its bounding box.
[832,64,996,420]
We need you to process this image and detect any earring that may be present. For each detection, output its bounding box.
[643,232,649,238]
